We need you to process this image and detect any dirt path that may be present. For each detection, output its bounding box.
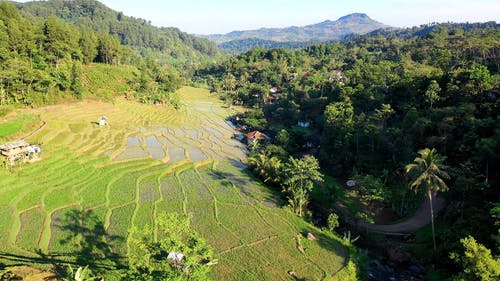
[22,121,46,140]
[337,193,446,236]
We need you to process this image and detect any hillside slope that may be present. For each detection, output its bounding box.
[15,0,219,58]
[0,87,348,280]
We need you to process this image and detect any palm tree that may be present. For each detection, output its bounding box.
[246,153,268,179]
[283,155,323,216]
[406,148,450,250]
[246,152,283,185]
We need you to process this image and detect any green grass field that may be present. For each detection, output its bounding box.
[0,114,40,141]
[0,87,347,280]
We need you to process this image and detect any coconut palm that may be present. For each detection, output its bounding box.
[406,148,450,250]
[246,153,283,185]
[246,153,268,178]
[283,155,323,216]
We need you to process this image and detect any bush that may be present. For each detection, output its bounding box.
[328,213,340,232]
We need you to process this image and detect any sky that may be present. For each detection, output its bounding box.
[18,0,500,34]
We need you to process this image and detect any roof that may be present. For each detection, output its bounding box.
[167,251,185,264]
[269,86,282,93]
[246,131,269,140]
[0,140,29,151]
[268,95,279,101]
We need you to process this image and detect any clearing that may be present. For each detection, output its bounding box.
[0,87,346,280]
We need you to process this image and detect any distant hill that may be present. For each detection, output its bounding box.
[203,13,390,44]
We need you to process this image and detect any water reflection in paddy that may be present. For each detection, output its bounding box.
[113,123,246,163]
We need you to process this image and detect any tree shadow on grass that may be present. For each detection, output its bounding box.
[54,209,126,273]
[0,208,125,266]
[0,210,125,279]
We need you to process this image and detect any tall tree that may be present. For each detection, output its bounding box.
[283,155,323,216]
[96,33,121,64]
[406,148,450,250]
[424,80,441,109]
[79,26,98,64]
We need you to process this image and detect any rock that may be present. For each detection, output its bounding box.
[371,259,382,268]
[409,265,423,274]
[346,179,356,187]
[388,247,411,265]
[306,232,316,240]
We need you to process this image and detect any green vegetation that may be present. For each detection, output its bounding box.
[197,22,500,279]
[1,1,498,279]
[0,88,347,280]
[450,236,500,281]
[127,213,214,280]
[16,0,219,64]
[0,114,39,139]
[0,1,216,108]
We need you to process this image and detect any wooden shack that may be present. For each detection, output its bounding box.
[0,140,41,165]
[98,116,107,126]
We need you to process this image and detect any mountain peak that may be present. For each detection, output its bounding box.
[337,13,370,21]
[202,13,389,45]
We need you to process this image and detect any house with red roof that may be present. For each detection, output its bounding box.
[246,131,270,146]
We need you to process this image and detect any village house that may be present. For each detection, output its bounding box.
[246,131,270,146]
[329,70,345,86]
[0,140,41,165]
[269,86,282,94]
[268,86,283,105]
[268,94,279,105]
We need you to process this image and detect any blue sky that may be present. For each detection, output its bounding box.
[18,0,500,34]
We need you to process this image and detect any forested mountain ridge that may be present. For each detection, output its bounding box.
[355,20,500,41]
[0,1,197,109]
[203,13,389,44]
[14,0,219,59]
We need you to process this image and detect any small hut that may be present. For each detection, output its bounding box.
[98,116,108,126]
[0,140,41,165]
[167,251,185,267]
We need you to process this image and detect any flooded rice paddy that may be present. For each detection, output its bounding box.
[110,97,248,163]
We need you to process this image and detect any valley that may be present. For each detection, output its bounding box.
[1,1,498,280]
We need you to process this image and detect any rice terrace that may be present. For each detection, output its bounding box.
[0,87,348,280]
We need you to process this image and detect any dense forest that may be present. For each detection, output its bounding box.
[0,0,219,110]
[196,23,500,280]
[14,0,219,65]
[218,38,319,53]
